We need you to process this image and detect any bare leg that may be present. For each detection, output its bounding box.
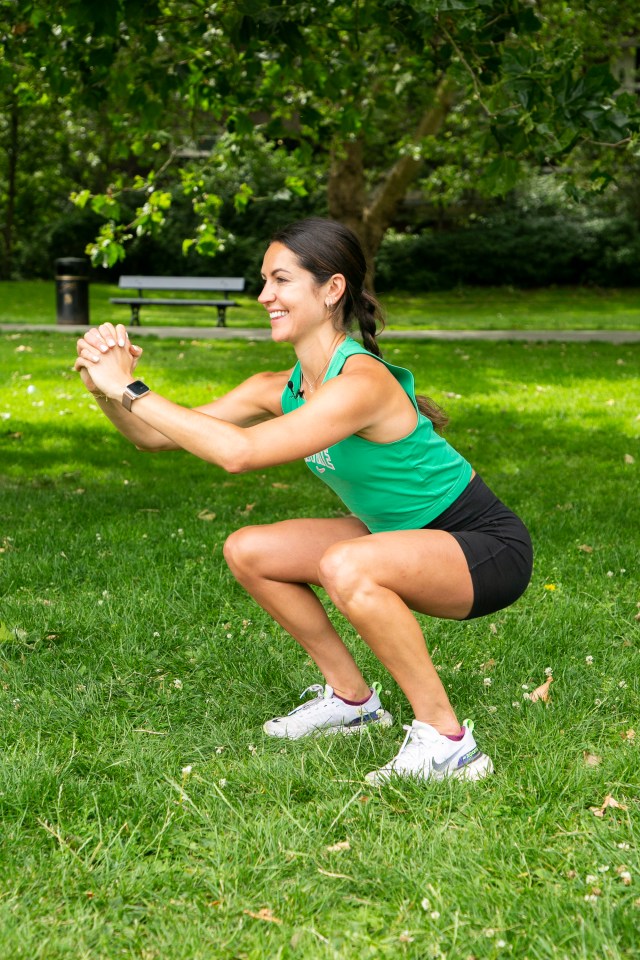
[318,530,474,735]
[223,517,372,701]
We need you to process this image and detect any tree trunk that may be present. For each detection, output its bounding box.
[327,137,368,249]
[1,98,19,280]
[327,77,456,289]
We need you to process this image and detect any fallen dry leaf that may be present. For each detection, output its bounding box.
[624,454,635,465]
[578,544,594,553]
[240,503,256,515]
[589,794,628,818]
[243,908,282,925]
[529,676,553,703]
[197,509,216,521]
[621,729,636,742]
[325,840,350,852]
[583,752,602,767]
[480,658,496,671]
[271,482,290,490]
[489,623,498,635]
[318,868,353,879]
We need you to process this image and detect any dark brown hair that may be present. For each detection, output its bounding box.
[271,218,449,431]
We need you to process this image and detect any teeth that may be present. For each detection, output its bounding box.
[269,310,287,319]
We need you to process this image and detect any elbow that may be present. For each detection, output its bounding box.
[218,439,255,475]
[221,453,252,475]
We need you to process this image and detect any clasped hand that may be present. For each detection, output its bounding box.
[75,323,143,400]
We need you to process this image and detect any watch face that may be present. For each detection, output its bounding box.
[127,380,149,397]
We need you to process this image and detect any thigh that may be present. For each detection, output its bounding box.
[228,515,370,585]
[338,529,475,620]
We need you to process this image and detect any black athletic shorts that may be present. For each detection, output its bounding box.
[422,474,533,620]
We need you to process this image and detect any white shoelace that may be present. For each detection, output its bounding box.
[287,684,326,716]
[390,723,442,765]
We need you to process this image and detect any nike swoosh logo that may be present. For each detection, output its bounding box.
[431,745,480,773]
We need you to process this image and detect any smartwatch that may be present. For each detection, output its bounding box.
[122,380,151,411]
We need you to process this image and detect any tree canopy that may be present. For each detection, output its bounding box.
[1,0,638,279]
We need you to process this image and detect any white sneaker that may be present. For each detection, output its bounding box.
[365,718,493,785]
[263,683,393,740]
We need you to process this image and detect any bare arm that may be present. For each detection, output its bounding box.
[75,324,289,452]
[76,336,398,473]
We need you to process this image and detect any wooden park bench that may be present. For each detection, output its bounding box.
[111,275,245,327]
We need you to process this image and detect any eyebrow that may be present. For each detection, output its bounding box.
[261,267,294,279]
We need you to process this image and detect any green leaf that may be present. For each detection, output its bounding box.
[480,155,520,196]
[70,190,92,210]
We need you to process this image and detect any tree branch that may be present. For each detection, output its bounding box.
[363,76,457,260]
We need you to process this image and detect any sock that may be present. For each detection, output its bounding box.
[445,728,465,741]
[334,689,372,706]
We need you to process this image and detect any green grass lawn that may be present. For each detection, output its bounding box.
[2,279,640,330]
[1,332,639,958]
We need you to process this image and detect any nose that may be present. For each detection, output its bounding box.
[257,281,273,306]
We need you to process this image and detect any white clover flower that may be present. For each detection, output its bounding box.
[619,680,627,688]
[586,655,594,664]
[219,778,227,787]
[215,746,225,755]
[248,744,257,755]
[430,911,440,920]
[521,684,529,690]
[586,874,598,884]
[544,667,553,676]
[181,765,192,776]
[153,631,160,638]
[172,678,183,689]
[617,842,631,850]
[420,898,430,911]
[483,677,492,687]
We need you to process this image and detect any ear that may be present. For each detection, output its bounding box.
[325,273,346,306]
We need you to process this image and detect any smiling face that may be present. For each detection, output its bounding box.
[258,242,340,346]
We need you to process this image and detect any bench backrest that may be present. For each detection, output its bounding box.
[118,276,245,293]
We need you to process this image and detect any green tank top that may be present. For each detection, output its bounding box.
[280,337,472,532]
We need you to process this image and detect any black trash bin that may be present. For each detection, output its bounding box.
[55,257,90,325]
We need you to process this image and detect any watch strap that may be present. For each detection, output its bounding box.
[122,380,150,411]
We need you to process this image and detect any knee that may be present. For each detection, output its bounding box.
[318,542,368,608]
[223,525,262,578]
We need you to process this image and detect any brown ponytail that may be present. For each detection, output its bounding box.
[416,395,449,432]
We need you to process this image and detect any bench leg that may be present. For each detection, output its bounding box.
[216,306,227,327]
[130,304,141,326]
